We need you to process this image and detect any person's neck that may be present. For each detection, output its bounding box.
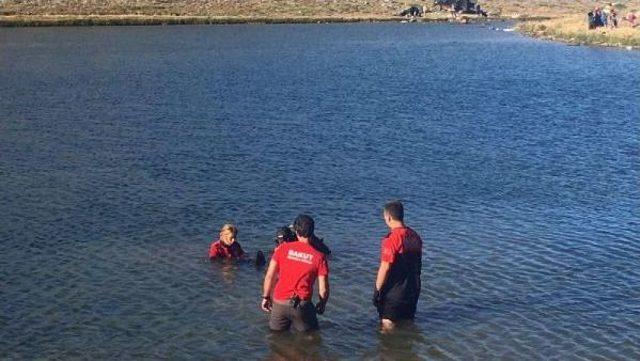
[388,221,404,230]
[298,236,310,244]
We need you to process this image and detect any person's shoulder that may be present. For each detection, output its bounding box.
[405,226,422,237]
[382,231,396,246]
[310,245,328,263]
[274,242,288,254]
[296,241,325,257]
[389,227,407,240]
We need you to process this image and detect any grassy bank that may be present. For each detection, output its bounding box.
[518,16,640,48]
[0,12,520,28]
[2,0,632,18]
[0,14,406,27]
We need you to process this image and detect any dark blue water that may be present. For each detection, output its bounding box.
[1,23,639,360]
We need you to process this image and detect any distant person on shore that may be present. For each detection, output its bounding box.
[593,7,605,28]
[373,201,423,331]
[625,12,638,27]
[588,11,596,29]
[605,3,618,29]
[610,8,619,28]
[600,5,611,28]
[209,223,246,260]
[261,215,330,332]
[450,3,457,19]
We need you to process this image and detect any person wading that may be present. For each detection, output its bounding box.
[209,223,245,260]
[261,215,330,332]
[373,200,423,331]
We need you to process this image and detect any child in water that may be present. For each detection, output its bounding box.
[209,224,245,260]
[272,225,331,255]
[209,223,269,266]
[273,226,297,249]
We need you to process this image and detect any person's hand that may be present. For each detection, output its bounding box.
[261,296,272,313]
[315,299,326,315]
[372,288,382,308]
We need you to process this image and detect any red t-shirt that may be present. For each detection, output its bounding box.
[381,226,422,264]
[380,226,423,302]
[271,241,329,301]
[209,240,245,259]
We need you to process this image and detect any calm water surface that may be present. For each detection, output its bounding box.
[1,23,639,360]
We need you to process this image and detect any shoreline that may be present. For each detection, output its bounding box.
[0,13,545,27]
[0,14,400,27]
[2,13,637,51]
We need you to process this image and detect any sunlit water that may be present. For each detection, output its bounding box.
[1,23,639,360]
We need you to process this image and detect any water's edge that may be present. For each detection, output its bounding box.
[0,14,547,27]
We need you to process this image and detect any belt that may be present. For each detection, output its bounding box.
[273,298,312,306]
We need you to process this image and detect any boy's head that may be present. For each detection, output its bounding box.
[383,200,404,227]
[219,223,238,245]
[274,226,296,246]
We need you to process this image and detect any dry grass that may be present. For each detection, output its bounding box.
[0,1,394,17]
[0,14,403,26]
[2,0,639,18]
[518,15,640,47]
[482,0,640,17]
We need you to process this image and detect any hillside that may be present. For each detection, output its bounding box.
[2,0,639,18]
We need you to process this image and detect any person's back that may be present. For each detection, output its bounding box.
[272,241,328,303]
[381,227,422,310]
[261,215,330,332]
[373,201,423,331]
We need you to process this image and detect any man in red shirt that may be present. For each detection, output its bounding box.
[373,201,423,331]
[261,215,330,332]
[209,224,245,260]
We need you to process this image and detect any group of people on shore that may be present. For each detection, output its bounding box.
[208,201,423,332]
[588,3,638,29]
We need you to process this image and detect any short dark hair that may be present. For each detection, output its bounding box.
[293,214,315,238]
[384,201,404,222]
[274,226,296,245]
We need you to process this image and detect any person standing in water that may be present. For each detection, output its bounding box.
[209,223,245,260]
[373,201,423,331]
[261,215,330,332]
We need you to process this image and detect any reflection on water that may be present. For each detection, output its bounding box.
[215,261,239,284]
[1,22,639,360]
[266,331,326,360]
[376,323,429,361]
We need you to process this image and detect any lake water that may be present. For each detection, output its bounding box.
[1,22,639,360]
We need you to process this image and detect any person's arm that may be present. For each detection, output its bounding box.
[372,261,390,308]
[375,261,391,291]
[234,242,246,259]
[316,275,330,314]
[209,242,220,259]
[261,259,278,312]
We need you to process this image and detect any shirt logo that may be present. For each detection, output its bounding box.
[287,250,314,264]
